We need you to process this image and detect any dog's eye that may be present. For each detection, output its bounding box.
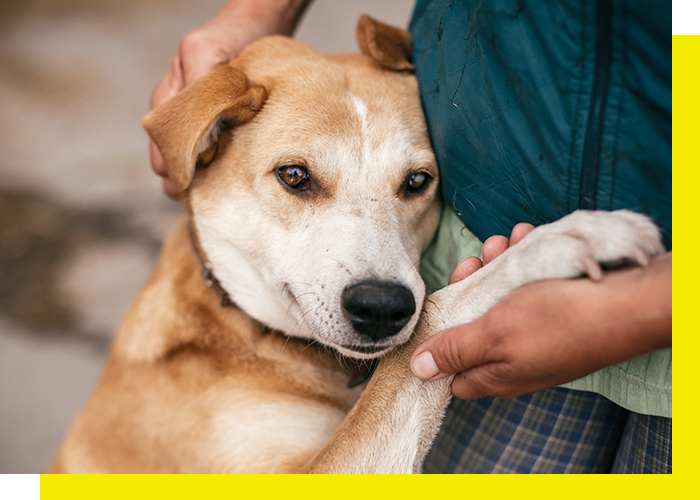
[405,171,433,194]
[277,165,310,191]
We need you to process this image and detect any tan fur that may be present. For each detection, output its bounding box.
[355,15,414,71]
[51,220,362,473]
[52,16,438,473]
[51,16,664,474]
[143,66,267,191]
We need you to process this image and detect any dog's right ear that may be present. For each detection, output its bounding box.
[143,64,267,191]
[356,15,414,71]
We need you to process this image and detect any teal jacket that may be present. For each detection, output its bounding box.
[410,0,671,250]
[411,0,671,417]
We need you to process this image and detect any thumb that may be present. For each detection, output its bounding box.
[410,323,485,381]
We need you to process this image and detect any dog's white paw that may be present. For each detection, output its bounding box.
[508,209,665,282]
[420,209,665,335]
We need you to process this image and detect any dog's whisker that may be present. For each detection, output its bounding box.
[292,281,315,288]
[300,338,319,353]
[289,298,322,333]
[280,334,292,354]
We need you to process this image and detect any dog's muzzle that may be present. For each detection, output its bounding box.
[341,280,416,342]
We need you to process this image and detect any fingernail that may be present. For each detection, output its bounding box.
[581,257,603,281]
[412,351,439,380]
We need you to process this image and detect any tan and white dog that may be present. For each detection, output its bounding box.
[50,16,664,473]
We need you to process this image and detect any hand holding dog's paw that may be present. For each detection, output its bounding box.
[510,210,665,283]
[411,212,671,401]
[412,253,670,399]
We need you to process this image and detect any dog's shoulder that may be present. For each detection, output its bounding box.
[109,217,360,402]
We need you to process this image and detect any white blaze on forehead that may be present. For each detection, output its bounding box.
[345,91,415,188]
[349,93,372,173]
[349,93,369,125]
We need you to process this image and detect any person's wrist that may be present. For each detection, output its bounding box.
[610,252,671,352]
[577,253,671,367]
[219,0,311,36]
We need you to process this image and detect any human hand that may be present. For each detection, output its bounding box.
[447,222,535,284]
[150,0,311,197]
[411,225,671,400]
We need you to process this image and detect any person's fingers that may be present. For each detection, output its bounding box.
[149,126,181,198]
[509,222,535,246]
[412,336,518,400]
[149,60,186,198]
[449,364,522,400]
[448,257,483,285]
[151,61,184,110]
[149,65,180,178]
[150,141,167,177]
[448,225,536,286]
[450,365,495,400]
[410,323,486,381]
[481,224,536,265]
[481,235,509,265]
[179,30,232,86]
[162,177,181,199]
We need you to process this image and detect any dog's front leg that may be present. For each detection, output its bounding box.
[304,328,453,474]
[307,210,664,474]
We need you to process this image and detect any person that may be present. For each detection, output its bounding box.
[150,0,312,198]
[149,0,671,473]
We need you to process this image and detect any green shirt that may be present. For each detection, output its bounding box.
[421,205,671,417]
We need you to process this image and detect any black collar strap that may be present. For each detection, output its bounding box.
[347,358,380,388]
[188,221,378,388]
[199,263,235,308]
[188,222,236,308]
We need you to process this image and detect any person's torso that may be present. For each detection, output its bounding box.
[410,0,671,249]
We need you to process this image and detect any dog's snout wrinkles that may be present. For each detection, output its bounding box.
[342,281,416,341]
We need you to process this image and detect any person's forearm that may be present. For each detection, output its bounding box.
[218,0,313,36]
[411,251,672,400]
[586,251,671,366]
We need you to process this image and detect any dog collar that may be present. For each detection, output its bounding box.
[347,358,380,388]
[188,221,379,388]
[188,222,236,308]
[199,263,235,308]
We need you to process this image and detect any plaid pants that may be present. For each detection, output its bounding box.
[423,388,671,474]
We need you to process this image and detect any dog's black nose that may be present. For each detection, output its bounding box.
[342,281,416,342]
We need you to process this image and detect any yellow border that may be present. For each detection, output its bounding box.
[671,34,694,479]
[42,29,687,500]
[39,473,676,499]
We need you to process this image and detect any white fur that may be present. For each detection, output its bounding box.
[209,391,347,473]
[426,210,665,332]
[193,89,437,359]
[349,93,369,127]
[308,209,665,473]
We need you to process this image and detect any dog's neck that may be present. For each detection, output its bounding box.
[185,217,379,388]
[186,218,379,388]
[187,220,237,308]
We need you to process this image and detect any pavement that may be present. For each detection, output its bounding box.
[0,0,412,473]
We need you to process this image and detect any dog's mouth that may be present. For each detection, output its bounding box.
[343,344,389,354]
[329,341,401,360]
[277,279,419,360]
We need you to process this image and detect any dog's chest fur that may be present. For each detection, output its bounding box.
[57,221,363,473]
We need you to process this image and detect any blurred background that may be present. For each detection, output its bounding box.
[0,0,413,473]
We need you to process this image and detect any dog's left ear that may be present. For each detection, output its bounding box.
[143,64,267,191]
[356,15,414,71]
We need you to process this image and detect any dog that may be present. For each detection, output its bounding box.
[50,16,664,473]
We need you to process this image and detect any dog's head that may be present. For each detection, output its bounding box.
[144,16,441,360]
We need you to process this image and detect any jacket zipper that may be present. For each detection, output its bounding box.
[579,0,613,210]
